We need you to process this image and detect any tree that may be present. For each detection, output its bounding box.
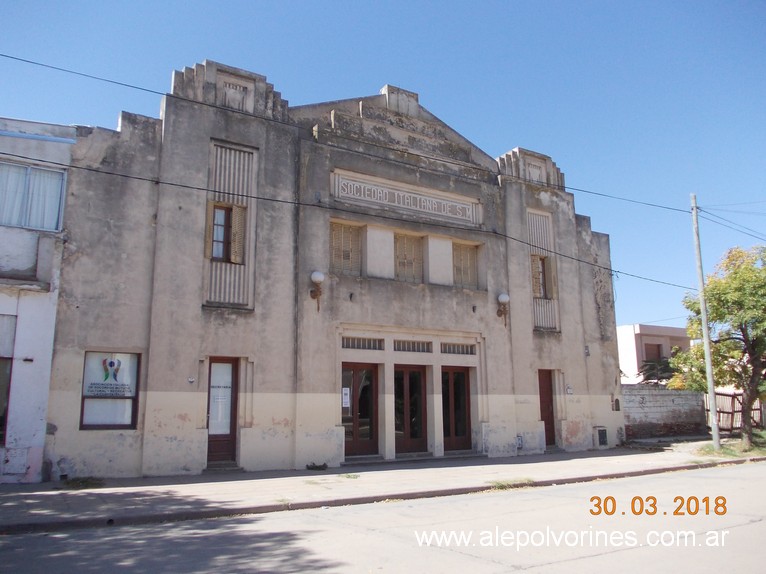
[670,246,766,449]
[639,356,676,384]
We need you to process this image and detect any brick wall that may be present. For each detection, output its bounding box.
[621,385,706,440]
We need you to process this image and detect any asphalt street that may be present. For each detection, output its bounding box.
[1,462,762,573]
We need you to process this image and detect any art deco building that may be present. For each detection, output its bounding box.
[42,61,623,478]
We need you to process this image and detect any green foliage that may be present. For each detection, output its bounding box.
[669,339,742,391]
[671,246,766,447]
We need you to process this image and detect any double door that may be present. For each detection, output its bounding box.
[342,363,471,456]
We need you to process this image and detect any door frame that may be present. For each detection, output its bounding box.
[394,365,428,454]
[538,369,556,446]
[207,357,239,463]
[342,362,379,456]
[442,366,472,451]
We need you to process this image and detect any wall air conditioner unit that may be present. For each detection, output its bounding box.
[593,426,608,449]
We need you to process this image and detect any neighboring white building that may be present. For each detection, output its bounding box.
[617,324,691,385]
[0,118,75,482]
[43,61,624,479]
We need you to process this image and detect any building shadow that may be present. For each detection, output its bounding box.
[0,502,343,573]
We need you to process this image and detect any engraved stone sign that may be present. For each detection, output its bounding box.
[332,171,482,225]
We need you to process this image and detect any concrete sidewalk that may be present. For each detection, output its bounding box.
[2,441,765,535]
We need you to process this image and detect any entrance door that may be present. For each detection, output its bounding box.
[342,364,378,456]
[538,369,555,446]
[395,366,427,453]
[442,367,471,451]
[207,358,238,463]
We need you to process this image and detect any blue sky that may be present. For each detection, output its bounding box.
[2,0,764,328]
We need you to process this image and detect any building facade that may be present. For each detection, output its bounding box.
[617,324,691,384]
[45,61,623,478]
[1,118,75,482]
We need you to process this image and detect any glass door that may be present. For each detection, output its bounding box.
[395,366,427,453]
[207,358,238,462]
[442,367,471,451]
[342,364,378,456]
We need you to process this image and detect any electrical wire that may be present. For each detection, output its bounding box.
[703,199,766,208]
[0,53,164,96]
[637,315,689,325]
[0,52,693,214]
[697,210,766,242]
[701,208,766,217]
[0,150,697,291]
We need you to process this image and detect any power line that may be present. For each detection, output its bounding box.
[702,207,766,217]
[698,214,766,242]
[697,210,766,242]
[0,150,697,291]
[563,184,688,213]
[0,53,164,96]
[704,199,766,208]
[0,52,692,215]
[638,315,689,325]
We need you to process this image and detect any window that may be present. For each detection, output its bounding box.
[441,342,476,355]
[205,202,245,264]
[80,352,139,430]
[394,340,432,353]
[342,337,384,350]
[331,223,362,276]
[644,343,663,362]
[0,358,11,446]
[395,234,423,283]
[0,161,65,231]
[531,254,550,299]
[212,206,231,260]
[528,211,559,330]
[453,243,478,289]
[204,142,255,307]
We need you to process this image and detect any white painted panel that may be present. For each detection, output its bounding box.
[208,362,232,435]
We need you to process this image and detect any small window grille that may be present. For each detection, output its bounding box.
[394,340,432,353]
[342,337,384,351]
[440,343,476,355]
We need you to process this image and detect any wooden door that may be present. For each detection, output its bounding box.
[395,366,427,453]
[442,367,471,451]
[342,364,378,456]
[538,369,555,446]
[207,358,238,462]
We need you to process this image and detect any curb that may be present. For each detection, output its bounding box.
[3,456,765,535]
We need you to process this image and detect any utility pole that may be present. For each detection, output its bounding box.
[691,194,721,451]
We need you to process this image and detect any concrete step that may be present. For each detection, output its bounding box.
[203,462,244,473]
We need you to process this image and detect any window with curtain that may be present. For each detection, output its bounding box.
[0,161,65,231]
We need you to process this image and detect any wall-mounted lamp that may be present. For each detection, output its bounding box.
[497,292,510,327]
[309,271,325,311]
